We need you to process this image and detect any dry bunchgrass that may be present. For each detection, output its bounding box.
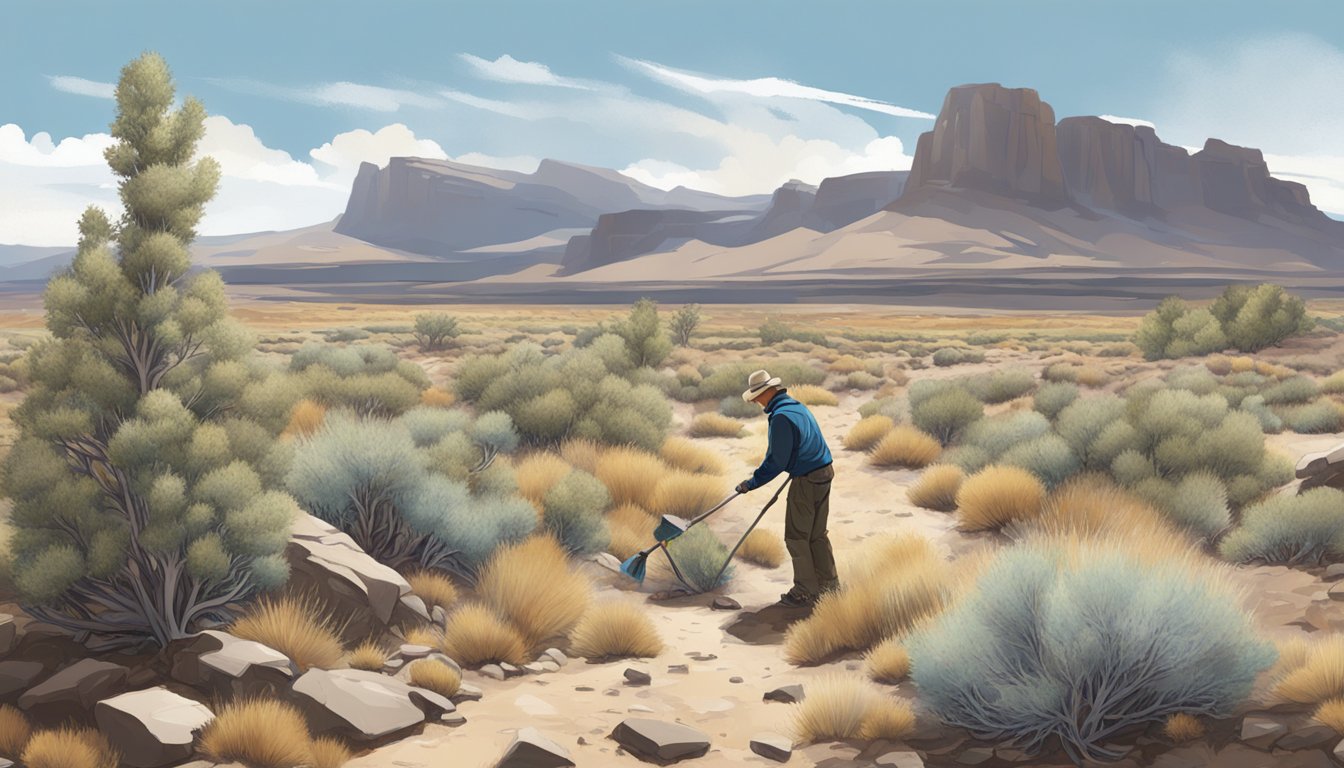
[906,464,964,512]
[689,412,746,438]
[659,436,725,475]
[407,570,459,611]
[439,603,529,666]
[307,737,352,768]
[1024,474,1191,561]
[1205,355,1235,375]
[0,705,31,758]
[844,415,895,452]
[477,535,591,646]
[648,471,730,519]
[21,727,117,768]
[859,696,917,741]
[568,600,664,660]
[595,447,667,508]
[1315,698,1344,734]
[199,698,311,768]
[784,534,951,665]
[403,625,442,647]
[1274,635,1344,704]
[420,387,456,407]
[514,452,572,510]
[791,384,838,407]
[1163,713,1205,743]
[955,465,1046,532]
[345,640,388,671]
[230,595,344,672]
[791,676,914,743]
[868,426,941,469]
[1273,635,1311,680]
[827,355,868,374]
[560,438,604,473]
[735,528,785,568]
[408,658,462,697]
[1075,365,1109,387]
[606,503,654,559]
[865,638,911,684]
[283,398,327,438]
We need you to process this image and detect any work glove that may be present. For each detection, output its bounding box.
[735,480,752,494]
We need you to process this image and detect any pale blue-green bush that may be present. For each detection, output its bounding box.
[1261,376,1320,405]
[1220,488,1344,564]
[542,470,611,556]
[912,388,984,445]
[720,395,760,419]
[1033,381,1079,420]
[961,411,1051,458]
[999,434,1080,489]
[858,396,906,422]
[1278,401,1343,434]
[961,366,1036,404]
[1240,394,1284,433]
[1160,472,1232,540]
[663,525,734,593]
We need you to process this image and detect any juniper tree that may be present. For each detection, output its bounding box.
[0,53,299,649]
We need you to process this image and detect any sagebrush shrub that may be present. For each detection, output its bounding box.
[999,433,1080,489]
[858,396,905,422]
[963,366,1036,404]
[1033,381,1079,420]
[661,525,733,592]
[911,387,983,445]
[1262,376,1320,405]
[1212,283,1312,352]
[1160,472,1231,539]
[909,537,1274,762]
[1219,487,1344,565]
[961,410,1051,458]
[1279,401,1344,434]
[541,470,611,556]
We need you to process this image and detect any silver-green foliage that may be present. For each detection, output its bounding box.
[0,54,300,649]
[541,470,611,556]
[1219,487,1344,565]
[909,540,1274,762]
[664,525,734,593]
[1032,381,1079,420]
[911,386,984,445]
[290,342,427,417]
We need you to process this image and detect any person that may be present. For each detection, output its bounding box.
[735,369,838,607]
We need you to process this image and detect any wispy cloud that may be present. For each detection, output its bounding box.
[619,57,935,120]
[438,89,538,119]
[460,53,594,90]
[1099,114,1156,129]
[47,75,115,99]
[207,77,440,112]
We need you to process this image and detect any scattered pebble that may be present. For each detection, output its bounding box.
[624,668,651,686]
[480,664,506,681]
[729,676,743,684]
[667,664,689,674]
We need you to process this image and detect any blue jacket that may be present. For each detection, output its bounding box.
[745,390,833,490]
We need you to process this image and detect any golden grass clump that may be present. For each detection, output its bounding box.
[407,570,459,611]
[784,534,950,665]
[420,387,456,407]
[1229,355,1257,373]
[21,727,118,768]
[283,398,327,438]
[568,599,665,660]
[868,425,941,469]
[560,438,604,473]
[345,640,388,671]
[402,624,442,647]
[659,436,725,475]
[858,696,917,741]
[735,528,785,568]
[1074,365,1109,388]
[229,596,344,672]
[864,637,911,684]
[514,452,572,510]
[0,705,31,758]
[791,677,914,744]
[827,355,868,374]
[477,535,591,646]
[791,384,839,407]
[307,737,353,768]
[595,446,667,507]
[606,503,654,559]
[906,464,964,512]
[1204,355,1234,375]
[1315,698,1344,734]
[199,698,312,768]
[1026,474,1191,562]
[955,465,1046,532]
[688,412,746,438]
[1163,713,1205,743]
[439,603,529,666]
[408,658,462,697]
[844,414,895,452]
[648,471,730,519]
[1274,634,1344,705]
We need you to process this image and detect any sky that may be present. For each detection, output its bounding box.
[3,0,1344,245]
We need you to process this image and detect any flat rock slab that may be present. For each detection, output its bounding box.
[498,726,575,768]
[611,718,710,763]
[874,751,926,768]
[169,630,295,698]
[95,686,214,768]
[764,684,805,704]
[19,658,128,721]
[1240,714,1289,749]
[1279,724,1338,751]
[292,667,453,742]
[750,733,792,762]
[0,660,45,699]
[0,614,15,656]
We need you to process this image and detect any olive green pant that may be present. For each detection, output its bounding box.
[784,464,838,597]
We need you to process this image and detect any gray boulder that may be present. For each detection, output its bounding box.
[497,726,576,768]
[0,614,15,657]
[95,687,214,768]
[19,658,128,721]
[169,630,295,697]
[763,684,805,704]
[1240,714,1289,750]
[750,733,792,762]
[292,667,453,742]
[0,660,44,700]
[611,718,710,763]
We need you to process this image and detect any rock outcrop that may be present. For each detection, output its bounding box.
[18,658,128,722]
[168,630,296,698]
[94,687,214,768]
[291,667,454,742]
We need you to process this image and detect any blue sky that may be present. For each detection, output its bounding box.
[3,0,1344,244]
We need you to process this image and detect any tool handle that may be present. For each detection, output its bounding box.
[682,491,741,530]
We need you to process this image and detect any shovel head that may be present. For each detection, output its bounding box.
[654,515,689,542]
[620,551,649,582]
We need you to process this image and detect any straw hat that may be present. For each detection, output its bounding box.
[741,369,783,402]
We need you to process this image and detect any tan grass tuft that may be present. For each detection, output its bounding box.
[408,658,462,697]
[648,471,731,519]
[688,413,746,438]
[865,638,911,684]
[844,415,895,452]
[568,599,664,660]
[307,736,352,768]
[477,535,591,647]
[345,640,388,672]
[791,384,838,407]
[229,595,344,672]
[859,696,917,741]
[827,355,868,374]
[0,705,31,759]
[1074,365,1109,387]
[199,698,311,768]
[735,528,785,568]
[659,436,725,475]
[1163,713,1205,743]
[906,464,964,512]
[402,625,442,647]
[606,503,655,559]
[560,438,604,473]
[21,727,117,768]
[595,447,667,508]
[1274,635,1344,705]
[407,570,459,611]
[1025,474,1192,563]
[514,453,572,511]
[420,387,456,407]
[868,426,941,469]
[955,465,1045,532]
[439,603,529,666]
[283,399,327,438]
[792,677,912,743]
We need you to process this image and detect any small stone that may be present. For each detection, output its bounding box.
[1240,714,1288,750]
[440,712,466,726]
[0,760,13,768]
[500,662,523,678]
[729,676,743,684]
[523,662,547,675]
[667,664,689,674]
[629,704,654,713]
[1279,724,1338,750]
[1334,739,1344,762]
[382,659,404,673]
[575,686,594,692]
[711,596,741,611]
[540,661,561,673]
[955,747,994,765]
[750,732,793,762]
[451,683,483,703]
[578,737,589,745]
[497,726,575,768]
[432,605,447,626]
[610,718,710,763]
[1326,564,1344,581]
[542,648,568,666]
[764,684,805,704]
[687,652,717,661]
[480,664,506,681]
[623,668,651,686]
[875,751,926,768]
[604,688,620,696]
[1328,582,1344,601]
[399,643,432,659]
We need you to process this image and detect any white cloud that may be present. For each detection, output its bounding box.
[1265,153,1344,217]
[0,124,115,167]
[460,54,592,89]
[207,77,440,112]
[438,89,538,119]
[309,123,448,181]
[47,75,115,99]
[620,57,935,120]
[1098,114,1156,129]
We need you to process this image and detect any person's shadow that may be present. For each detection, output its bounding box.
[721,603,813,645]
